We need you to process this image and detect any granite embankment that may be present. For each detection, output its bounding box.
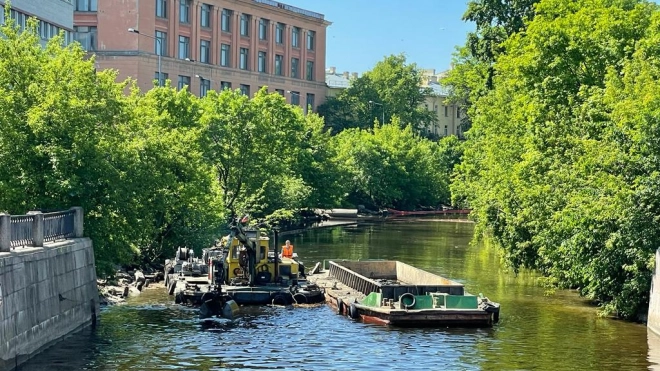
[0,209,99,370]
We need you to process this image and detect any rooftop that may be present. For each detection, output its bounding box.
[325,67,359,88]
[426,82,451,96]
[253,0,324,20]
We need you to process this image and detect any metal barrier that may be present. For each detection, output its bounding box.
[328,261,381,296]
[44,210,75,242]
[0,207,83,252]
[10,215,35,248]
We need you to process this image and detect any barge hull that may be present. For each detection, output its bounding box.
[310,260,500,328]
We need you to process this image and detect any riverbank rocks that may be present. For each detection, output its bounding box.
[98,266,164,305]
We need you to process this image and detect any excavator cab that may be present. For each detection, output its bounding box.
[223,226,299,286]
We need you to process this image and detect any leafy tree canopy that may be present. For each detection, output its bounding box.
[452,0,660,319]
[318,54,436,134]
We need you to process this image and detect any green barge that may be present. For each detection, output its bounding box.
[308,260,500,327]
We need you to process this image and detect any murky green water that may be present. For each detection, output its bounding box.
[19,218,657,370]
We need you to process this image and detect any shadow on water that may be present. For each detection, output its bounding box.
[18,217,658,370]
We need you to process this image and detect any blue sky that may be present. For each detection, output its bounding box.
[282,0,474,74]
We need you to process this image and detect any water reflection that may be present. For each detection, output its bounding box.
[19,218,655,370]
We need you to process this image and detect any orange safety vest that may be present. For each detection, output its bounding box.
[282,244,294,258]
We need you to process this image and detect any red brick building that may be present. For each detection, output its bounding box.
[74,0,329,111]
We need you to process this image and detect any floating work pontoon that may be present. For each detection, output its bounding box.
[308,260,500,327]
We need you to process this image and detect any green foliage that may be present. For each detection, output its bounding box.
[0,17,225,273]
[0,11,455,277]
[318,54,436,133]
[125,85,225,264]
[444,0,539,132]
[198,87,345,217]
[333,120,454,209]
[452,0,660,319]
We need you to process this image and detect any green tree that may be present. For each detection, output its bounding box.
[125,85,225,263]
[452,0,660,318]
[318,54,436,133]
[443,0,539,132]
[334,120,451,210]
[0,18,151,272]
[199,87,345,217]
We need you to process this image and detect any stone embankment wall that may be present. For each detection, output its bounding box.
[649,250,660,336]
[0,238,99,371]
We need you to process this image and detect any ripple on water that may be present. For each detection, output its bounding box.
[17,220,656,370]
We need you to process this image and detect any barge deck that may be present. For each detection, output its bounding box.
[307,260,500,327]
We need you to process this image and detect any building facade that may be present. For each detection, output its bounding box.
[423,83,463,139]
[73,0,329,111]
[0,0,74,46]
[420,69,463,139]
[325,66,357,97]
[324,67,464,138]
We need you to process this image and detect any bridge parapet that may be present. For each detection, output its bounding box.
[0,207,83,252]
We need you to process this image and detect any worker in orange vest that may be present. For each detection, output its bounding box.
[281,240,294,258]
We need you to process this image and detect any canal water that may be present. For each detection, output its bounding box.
[18,218,658,370]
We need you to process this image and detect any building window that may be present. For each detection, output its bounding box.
[307,30,315,51]
[276,23,284,44]
[178,75,191,91]
[179,0,190,23]
[292,27,300,48]
[291,91,300,106]
[306,93,315,113]
[200,79,211,96]
[290,58,299,78]
[457,107,461,118]
[220,44,230,67]
[259,19,268,40]
[201,4,211,28]
[275,89,284,96]
[444,106,448,117]
[240,14,250,36]
[155,71,168,86]
[10,10,24,31]
[76,0,97,11]
[221,81,232,90]
[258,51,267,73]
[178,35,190,59]
[73,26,97,51]
[221,9,232,32]
[239,84,250,96]
[306,61,314,81]
[156,0,167,18]
[200,40,210,63]
[155,31,167,56]
[275,55,283,76]
[444,125,448,136]
[40,22,51,39]
[239,48,249,70]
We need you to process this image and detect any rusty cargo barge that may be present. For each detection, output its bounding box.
[307,260,500,327]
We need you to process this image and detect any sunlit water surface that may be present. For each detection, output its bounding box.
[19,218,658,370]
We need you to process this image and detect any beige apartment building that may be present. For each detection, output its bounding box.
[73,0,329,111]
[420,69,463,138]
[324,67,463,138]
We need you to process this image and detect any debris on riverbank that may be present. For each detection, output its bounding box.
[98,266,165,305]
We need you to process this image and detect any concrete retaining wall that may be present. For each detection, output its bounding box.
[650,250,660,336]
[0,238,98,370]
